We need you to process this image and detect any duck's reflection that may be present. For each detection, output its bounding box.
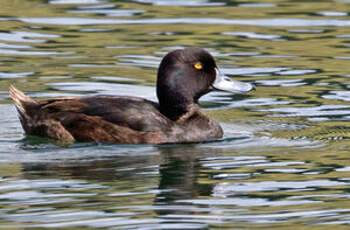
[17,144,221,215]
[156,145,214,203]
[151,145,219,218]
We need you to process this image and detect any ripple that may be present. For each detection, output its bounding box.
[221,67,316,77]
[108,189,162,197]
[288,29,325,34]
[203,159,304,170]
[161,46,187,51]
[333,56,350,60]
[256,79,306,87]
[228,52,262,57]
[7,210,121,224]
[0,49,74,56]
[30,92,85,98]
[316,11,348,17]
[105,45,139,49]
[203,133,316,149]
[255,54,298,58]
[163,209,350,223]
[50,0,106,4]
[78,4,115,9]
[277,69,317,75]
[224,67,315,77]
[46,82,157,100]
[222,31,283,40]
[117,54,161,68]
[0,142,159,163]
[158,49,262,57]
[222,98,292,108]
[79,28,112,32]
[0,43,32,49]
[335,34,350,38]
[259,105,350,118]
[69,9,145,17]
[0,190,92,201]
[69,63,116,68]
[0,72,33,79]
[203,156,265,161]
[336,166,350,172]
[129,0,225,6]
[322,91,350,102]
[213,173,251,180]
[238,3,276,7]
[17,17,350,27]
[0,31,59,43]
[148,31,174,36]
[264,168,308,173]
[212,179,349,194]
[0,178,105,191]
[40,76,72,80]
[179,197,318,207]
[221,67,289,76]
[91,76,144,82]
[5,217,164,229]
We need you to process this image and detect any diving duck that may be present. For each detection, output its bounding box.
[10,47,254,144]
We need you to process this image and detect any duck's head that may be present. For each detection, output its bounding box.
[156,47,254,120]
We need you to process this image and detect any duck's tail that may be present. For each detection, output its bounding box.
[9,85,39,134]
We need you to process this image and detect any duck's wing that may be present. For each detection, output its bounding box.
[10,86,170,143]
[64,95,171,132]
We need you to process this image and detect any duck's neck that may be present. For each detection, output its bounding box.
[176,104,201,122]
[159,100,195,121]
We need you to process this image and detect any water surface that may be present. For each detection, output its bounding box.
[1,0,350,229]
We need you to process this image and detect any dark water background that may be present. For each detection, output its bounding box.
[0,0,350,229]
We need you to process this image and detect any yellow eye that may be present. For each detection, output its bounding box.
[193,62,203,70]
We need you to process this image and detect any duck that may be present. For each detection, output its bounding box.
[9,47,254,144]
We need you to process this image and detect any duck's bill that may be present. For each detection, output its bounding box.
[212,68,255,94]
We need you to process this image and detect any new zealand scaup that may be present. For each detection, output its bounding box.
[9,47,254,144]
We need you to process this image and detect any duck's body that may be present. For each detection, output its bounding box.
[10,48,254,144]
[10,89,222,144]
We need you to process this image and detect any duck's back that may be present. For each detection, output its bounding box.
[10,86,172,144]
[67,95,171,132]
[10,87,223,144]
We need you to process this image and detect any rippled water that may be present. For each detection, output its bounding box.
[1,0,350,229]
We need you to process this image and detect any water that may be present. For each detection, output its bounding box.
[0,0,350,229]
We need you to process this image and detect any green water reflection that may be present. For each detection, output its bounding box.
[0,0,350,229]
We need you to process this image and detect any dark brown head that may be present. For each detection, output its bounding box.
[156,47,254,120]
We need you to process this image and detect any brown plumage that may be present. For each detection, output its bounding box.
[9,48,254,144]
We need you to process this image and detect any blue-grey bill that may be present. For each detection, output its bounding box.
[212,68,254,93]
